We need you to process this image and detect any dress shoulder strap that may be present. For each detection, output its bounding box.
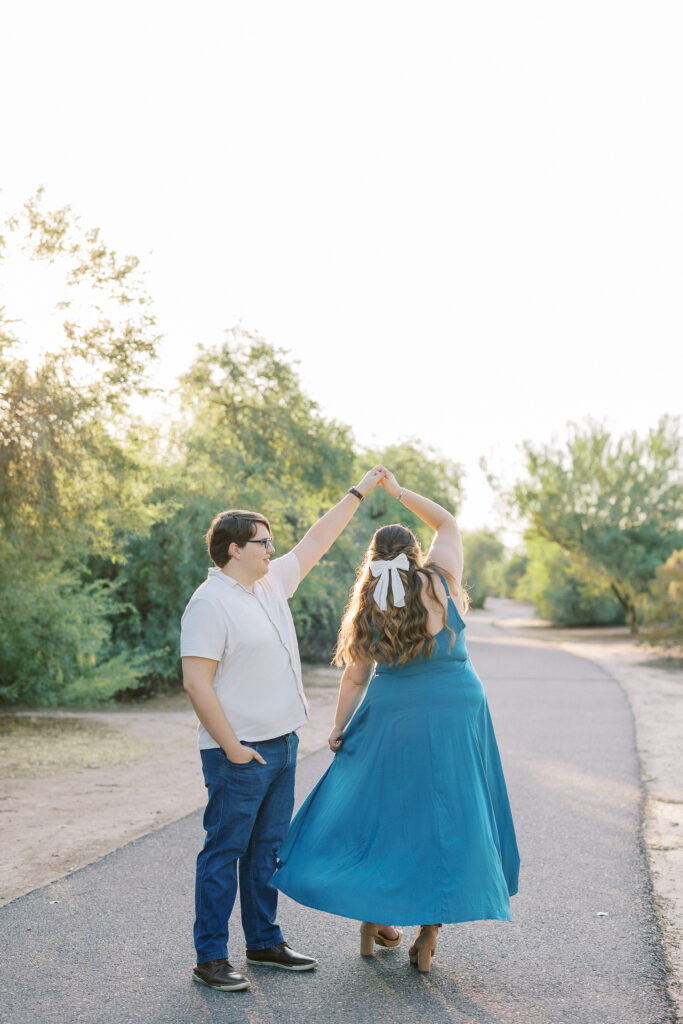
[433,570,451,599]
[430,568,466,631]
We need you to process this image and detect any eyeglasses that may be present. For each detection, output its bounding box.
[246,537,273,550]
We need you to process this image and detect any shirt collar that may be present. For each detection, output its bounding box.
[208,567,254,593]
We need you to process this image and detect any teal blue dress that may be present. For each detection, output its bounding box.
[272,578,520,925]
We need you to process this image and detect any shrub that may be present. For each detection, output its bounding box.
[486,552,529,599]
[461,531,505,609]
[515,534,625,626]
[642,549,683,645]
[0,553,148,705]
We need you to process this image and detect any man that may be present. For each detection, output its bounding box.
[181,466,384,991]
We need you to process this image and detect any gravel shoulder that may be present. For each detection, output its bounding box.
[489,598,683,1021]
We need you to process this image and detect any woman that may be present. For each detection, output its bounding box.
[272,469,519,972]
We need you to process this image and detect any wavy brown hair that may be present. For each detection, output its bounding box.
[333,524,470,667]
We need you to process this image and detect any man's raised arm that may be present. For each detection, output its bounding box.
[291,465,384,580]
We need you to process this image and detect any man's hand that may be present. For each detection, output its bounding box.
[354,465,386,496]
[328,725,344,753]
[378,467,402,499]
[291,465,387,581]
[226,745,267,765]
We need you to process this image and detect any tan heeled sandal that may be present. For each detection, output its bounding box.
[408,924,441,973]
[360,922,403,956]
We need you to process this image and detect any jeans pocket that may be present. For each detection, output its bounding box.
[200,746,228,785]
[226,741,267,771]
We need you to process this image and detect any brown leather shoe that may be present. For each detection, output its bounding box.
[192,958,251,990]
[246,941,317,971]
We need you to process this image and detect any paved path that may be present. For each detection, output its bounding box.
[0,612,675,1024]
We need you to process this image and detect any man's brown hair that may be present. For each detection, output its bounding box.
[206,509,271,567]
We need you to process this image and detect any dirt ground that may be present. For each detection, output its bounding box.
[0,665,342,908]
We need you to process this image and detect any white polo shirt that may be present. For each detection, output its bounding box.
[180,551,309,749]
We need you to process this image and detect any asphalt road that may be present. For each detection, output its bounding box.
[0,610,675,1024]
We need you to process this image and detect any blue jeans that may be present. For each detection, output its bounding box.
[194,733,298,963]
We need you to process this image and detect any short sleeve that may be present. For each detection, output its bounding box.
[180,598,228,661]
[265,551,301,600]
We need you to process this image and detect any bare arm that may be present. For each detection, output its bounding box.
[182,657,266,764]
[291,466,385,580]
[327,656,374,752]
[380,470,464,584]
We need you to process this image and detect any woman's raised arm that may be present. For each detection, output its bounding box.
[379,469,464,585]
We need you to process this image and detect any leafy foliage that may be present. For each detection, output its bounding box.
[509,417,683,631]
[485,551,529,600]
[112,335,466,669]
[0,193,161,704]
[460,531,505,609]
[4,189,681,704]
[514,534,625,626]
[642,549,683,645]
[0,533,151,705]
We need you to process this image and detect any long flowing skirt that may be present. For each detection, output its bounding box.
[273,655,520,925]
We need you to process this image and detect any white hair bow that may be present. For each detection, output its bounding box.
[370,553,410,611]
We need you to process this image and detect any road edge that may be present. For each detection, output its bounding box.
[0,745,333,913]
[492,616,683,1024]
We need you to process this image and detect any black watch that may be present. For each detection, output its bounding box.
[348,487,364,501]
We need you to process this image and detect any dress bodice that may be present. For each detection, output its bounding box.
[374,584,469,677]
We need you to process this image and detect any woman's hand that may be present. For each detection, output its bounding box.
[378,467,402,499]
[328,725,344,753]
[354,465,385,497]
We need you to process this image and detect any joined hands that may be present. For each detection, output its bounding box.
[354,465,403,499]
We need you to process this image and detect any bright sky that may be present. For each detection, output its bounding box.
[2,1,682,542]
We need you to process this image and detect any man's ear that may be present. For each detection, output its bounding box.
[228,542,241,560]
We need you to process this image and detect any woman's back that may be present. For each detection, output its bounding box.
[374,569,469,674]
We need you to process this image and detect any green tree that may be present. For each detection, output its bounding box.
[515,534,625,626]
[460,530,505,609]
[112,330,359,674]
[508,417,683,632]
[113,347,468,671]
[0,191,160,704]
[1,193,473,701]
[485,550,529,599]
[360,441,464,552]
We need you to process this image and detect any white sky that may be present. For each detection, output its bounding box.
[1,1,682,543]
